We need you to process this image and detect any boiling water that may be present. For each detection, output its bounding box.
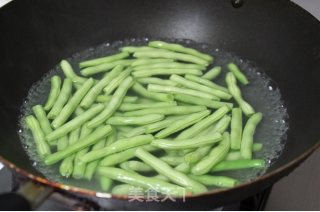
[18,38,288,192]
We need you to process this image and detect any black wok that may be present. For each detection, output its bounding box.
[0,0,320,210]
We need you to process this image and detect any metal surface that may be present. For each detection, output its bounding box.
[0,0,319,209]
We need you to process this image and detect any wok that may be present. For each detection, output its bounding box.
[0,0,320,210]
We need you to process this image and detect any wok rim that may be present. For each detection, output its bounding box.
[0,141,319,201]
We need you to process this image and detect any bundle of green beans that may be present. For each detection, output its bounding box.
[25,40,266,197]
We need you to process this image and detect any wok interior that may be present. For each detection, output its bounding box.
[0,0,320,198]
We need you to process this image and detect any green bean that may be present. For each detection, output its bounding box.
[46,104,104,142]
[148,84,217,100]
[32,105,52,135]
[170,74,231,100]
[99,177,113,192]
[133,50,209,66]
[103,67,132,94]
[59,155,75,178]
[131,58,175,67]
[80,59,134,76]
[47,78,73,119]
[153,174,170,182]
[191,132,230,175]
[132,68,202,78]
[120,160,153,172]
[51,78,94,128]
[44,125,112,165]
[111,184,133,195]
[148,41,213,63]
[107,114,164,125]
[96,95,138,103]
[132,82,174,102]
[25,115,51,158]
[202,66,222,80]
[174,162,191,174]
[155,110,210,139]
[98,167,186,196]
[133,62,206,71]
[124,127,146,138]
[72,124,94,179]
[60,60,87,84]
[227,63,249,85]
[84,139,107,181]
[144,115,186,134]
[124,115,186,138]
[80,134,153,163]
[119,101,177,111]
[137,77,179,87]
[189,175,239,188]
[152,133,222,150]
[80,65,124,109]
[87,77,133,128]
[211,115,231,134]
[226,72,255,117]
[99,145,157,166]
[197,123,217,137]
[225,144,263,161]
[230,108,243,150]
[44,76,61,111]
[252,142,263,152]
[184,146,213,164]
[174,94,233,109]
[79,52,129,68]
[117,125,135,133]
[105,127,117,146]
[59,128,80,177]
[57,135,69,151]
[177,105,230,139]
[240,112,263,159]
[124,105,206,117]
[135,148,207,194]
[160,155,185,166]
[185,74,229,93]
[120,46,156,53]
[211,159,266,172]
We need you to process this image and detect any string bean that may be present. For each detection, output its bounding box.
[32,105,52,135]
[177,105,230,139]
[87,77,133,128]
[202,66,221,80]
[46,104,104,142]
[107,114,164,125]
[25,115,51,158]
[60,60,87,84]
[230,108,243,150]
[240,112,263,159]
[152,133,222,150]
[132,82,174,102]
[227,63,249,85]
[81,59,134,76]
[51,78,94,128]
[44,76,61,111]
[155,110,210,138]
[132,68,202,78]
[79,52,129,68]
[226,72,255,117]
[170,74,231,100]
[47,78,73,119]
[148,40,213,63]
[80,134,153,163]
[98,167,186,196]
[148,84,218,100]
[191,132,230,175]
[135,148,207,194]
[80,65,124,109]
[44,125,112,165]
